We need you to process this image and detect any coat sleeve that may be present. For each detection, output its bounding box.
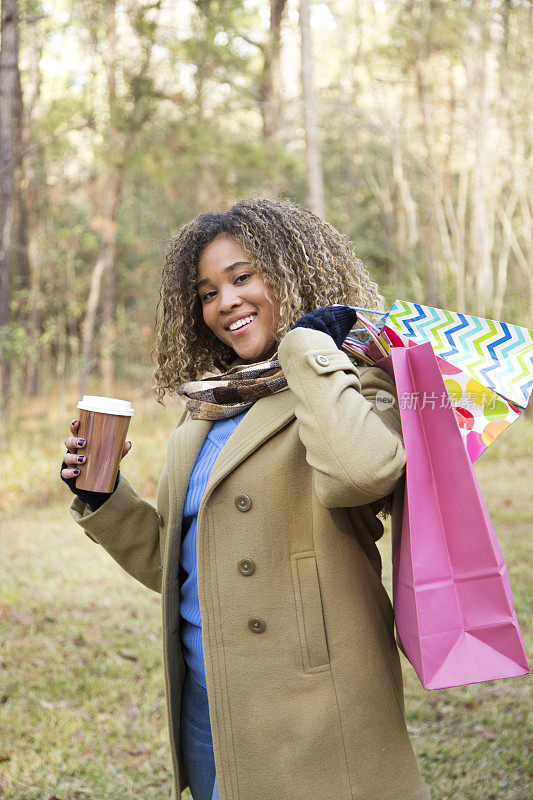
[69,468,167,593]
[277,327,406,508]
[68,407,188,592]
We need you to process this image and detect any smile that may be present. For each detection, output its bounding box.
[227,314,257,333]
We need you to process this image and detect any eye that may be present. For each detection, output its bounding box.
[199,273,253,303]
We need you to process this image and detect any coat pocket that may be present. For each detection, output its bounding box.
[291,551,330,672]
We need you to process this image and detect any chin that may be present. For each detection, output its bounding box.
[233,343,270,362]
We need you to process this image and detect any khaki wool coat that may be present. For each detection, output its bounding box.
[70,328,430,800]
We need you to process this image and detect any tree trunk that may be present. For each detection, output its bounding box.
[262,0,286,141]
[261,0,287,196]
[80,0,159,395]
[414,62,438,306]
[80,176,123,397]
[299,0,324,217]
[492,193,517,320]
[0,0,20,413]
[392,96,418,295]
[22,29,45,396]
[342,2,362,237]
[194,58,214,211]
[470,41,492,315]
[100,0,118,392]
[13,36,29,294]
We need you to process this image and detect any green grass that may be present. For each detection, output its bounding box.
[0,387,531,799]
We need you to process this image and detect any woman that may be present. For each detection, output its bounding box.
[62,198,429,800]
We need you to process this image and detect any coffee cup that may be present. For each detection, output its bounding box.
[75,395,134,493]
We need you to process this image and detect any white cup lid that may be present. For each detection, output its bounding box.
[77,395,134,416]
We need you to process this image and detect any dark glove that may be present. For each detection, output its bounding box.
[60,462,120,512]
[290,306,358,350]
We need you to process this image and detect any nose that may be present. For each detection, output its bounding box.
[218,285,242,313]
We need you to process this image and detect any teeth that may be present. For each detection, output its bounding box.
[228,314,256,331]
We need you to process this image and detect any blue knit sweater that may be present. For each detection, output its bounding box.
[179,410,247,688]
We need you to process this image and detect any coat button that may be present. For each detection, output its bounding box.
[235,494,252,512]
[238,559,256,576]
[315,354,330,366]
[248,617,266,633]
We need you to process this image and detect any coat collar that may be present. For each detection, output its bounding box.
[170,385,297,508]
[207,386,296,492]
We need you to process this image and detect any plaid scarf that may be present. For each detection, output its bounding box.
[177,356,288,420]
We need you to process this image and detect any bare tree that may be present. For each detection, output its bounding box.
[21,23,45,396]
[99,0,119,393]
[300,0,324,216]
[12,14,28,293]
[468,21,493,315]
[80,0,159,395]
[0,0,21,412]
[239,0,287,196]
[262,0,287,141]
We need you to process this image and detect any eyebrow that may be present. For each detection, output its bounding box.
[195,261,251,291]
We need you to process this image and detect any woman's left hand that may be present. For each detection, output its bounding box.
[289,305,358,349]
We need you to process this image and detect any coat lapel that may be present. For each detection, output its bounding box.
[169,414,212,528]
[206,386,297,494]
[171,386,297,507]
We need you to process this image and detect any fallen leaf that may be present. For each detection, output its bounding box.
[473,725,498,741]
[40,699,77,710]
[118,649,138,662]
[73,634,87,647]
[0,755,11,763]
[124,747,150,756]
[12,611,36,627]
[0,603,12,620]
[438,703,455,715]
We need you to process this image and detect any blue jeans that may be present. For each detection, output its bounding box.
[180,668,220,800]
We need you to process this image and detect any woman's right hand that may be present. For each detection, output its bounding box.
[61,419,132,480]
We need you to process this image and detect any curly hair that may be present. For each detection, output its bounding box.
[152,197,383,403]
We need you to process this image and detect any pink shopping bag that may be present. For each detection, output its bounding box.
[384,342,529,690]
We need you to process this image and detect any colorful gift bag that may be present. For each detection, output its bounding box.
[384,342,529,690]
[343,309,527,462]
[380,325,523,462]
[385,299,533,409]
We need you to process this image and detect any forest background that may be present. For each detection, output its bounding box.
[0,1,532,800]
[1,0,532,408]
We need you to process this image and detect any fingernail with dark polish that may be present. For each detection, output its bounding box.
[78,439,85,446]
[73,468,80,475]
[71,419,78,426]
[77,455,84,463]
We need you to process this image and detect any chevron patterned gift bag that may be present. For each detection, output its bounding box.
[384,299,533,407]
[378,301,533,461]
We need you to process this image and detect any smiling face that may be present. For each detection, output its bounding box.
[196,235,280,363]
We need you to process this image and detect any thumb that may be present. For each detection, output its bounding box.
[122,441,132,458]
